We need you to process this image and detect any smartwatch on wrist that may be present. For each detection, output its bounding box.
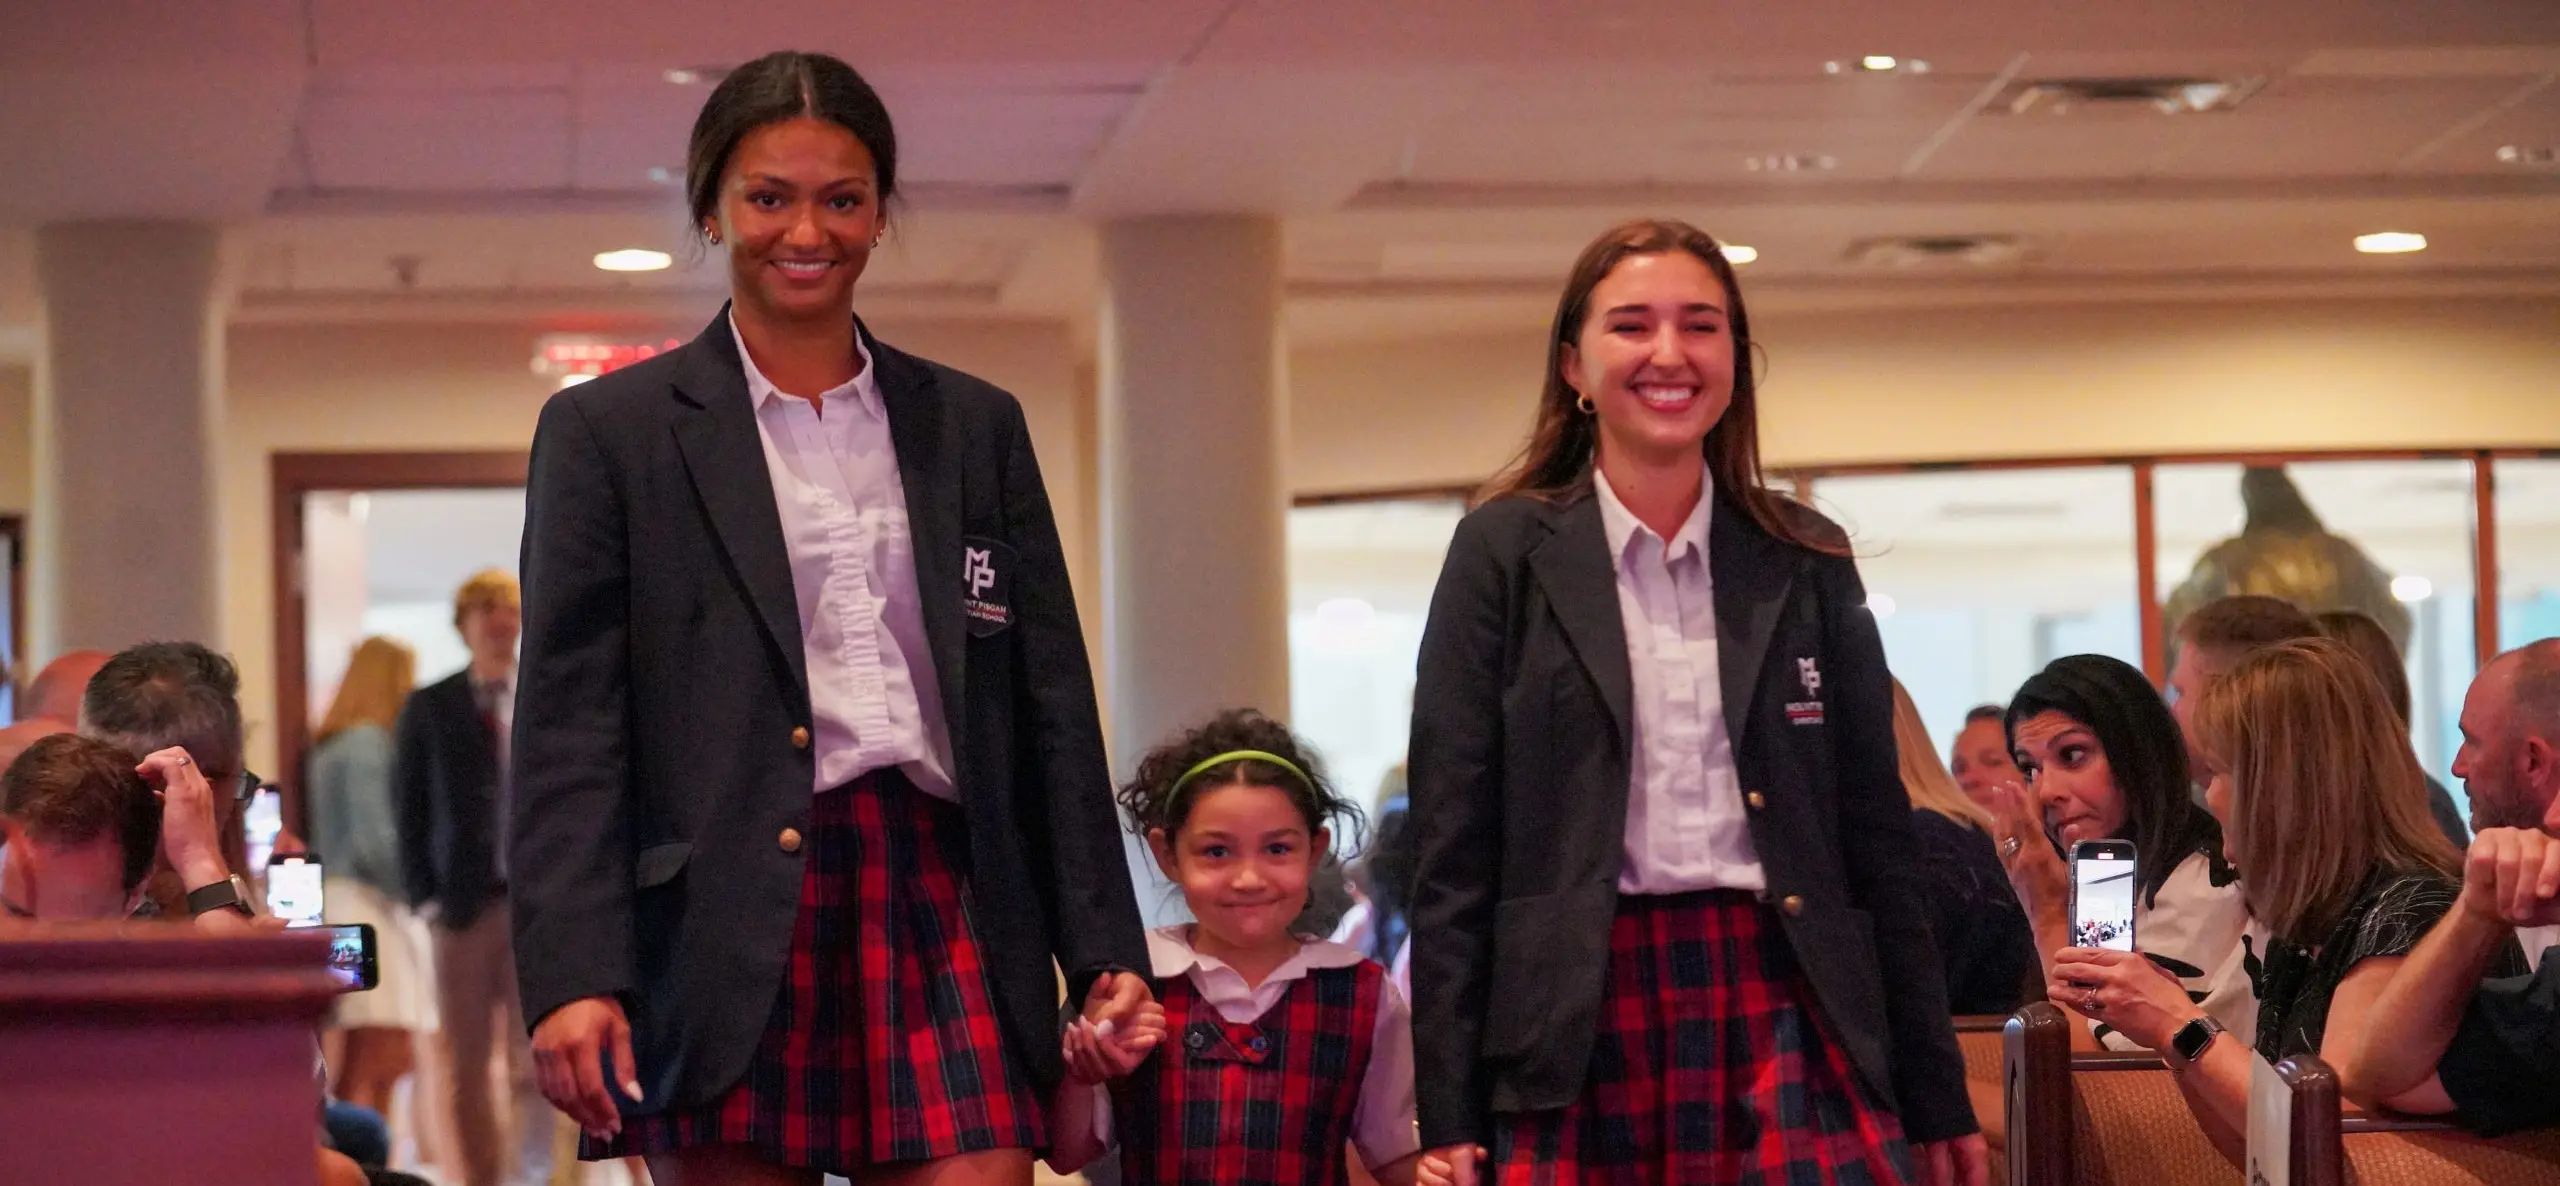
[2170,1015,2225,1063]
[185,875,256,918]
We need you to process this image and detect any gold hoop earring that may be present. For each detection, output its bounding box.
[1576,392,1596,414]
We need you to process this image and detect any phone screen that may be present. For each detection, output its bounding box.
[267,857,325,928]
[324,923,379,992]
[2070,846,2137,952]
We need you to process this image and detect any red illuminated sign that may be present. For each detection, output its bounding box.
[532,335,686,379]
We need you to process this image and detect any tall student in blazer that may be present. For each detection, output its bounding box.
[1407,220,1985,1186]
[509,52,1150,1186]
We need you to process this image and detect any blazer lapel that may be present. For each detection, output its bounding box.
[1710,493,1798,750]
[868,325,970,751]
[1528,492,1633,755]
[669,306,809,709]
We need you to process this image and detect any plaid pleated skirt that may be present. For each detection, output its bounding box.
[1491,890,1915,1186]
[586,771,1043,1172]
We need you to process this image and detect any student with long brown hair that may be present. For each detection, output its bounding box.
[2048,639,2522,1161]
[1407,219,1981,1186]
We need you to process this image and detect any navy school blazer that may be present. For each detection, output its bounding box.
[1405,482,1975,1148]
[508,306,1148,1112]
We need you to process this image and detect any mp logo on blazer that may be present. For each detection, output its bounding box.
[1788,656,1826,725]
[962,535,1015,637]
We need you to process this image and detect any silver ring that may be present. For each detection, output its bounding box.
[2083,989,2103,1013]
[2001,835,2022,858]
[174,755,190,766]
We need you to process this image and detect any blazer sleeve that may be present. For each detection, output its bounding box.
[993,395,1148,990]
[1406,510,1510,1150]
[509,390,641,1029]
[1820,554,1976,1142]
[391,694,437,911]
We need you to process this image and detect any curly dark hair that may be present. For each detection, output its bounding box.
[1116,708,1364,851]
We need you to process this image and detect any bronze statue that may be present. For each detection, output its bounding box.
[2163,466,2413,658]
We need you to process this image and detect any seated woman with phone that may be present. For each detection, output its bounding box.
[1984,654,2257,1051]
[2047,639,2520,1162]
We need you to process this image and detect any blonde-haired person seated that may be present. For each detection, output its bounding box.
[1891,679,2035,1014]
[2047,638,2525,1163]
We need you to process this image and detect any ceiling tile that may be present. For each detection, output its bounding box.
[304,89,576,191]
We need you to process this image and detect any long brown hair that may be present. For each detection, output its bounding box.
[2191,637,2460,945]
[317,636,416,743]
[1478,218,1843,556]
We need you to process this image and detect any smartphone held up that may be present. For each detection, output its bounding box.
[2068,840,2137,952]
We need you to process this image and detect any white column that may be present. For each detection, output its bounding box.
[1098,215,1291,764]
[31,222,225,655]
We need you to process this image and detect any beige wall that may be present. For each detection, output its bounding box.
[7,293,2557,768]
[1289,296,2560,494]
[216,316,1092,775]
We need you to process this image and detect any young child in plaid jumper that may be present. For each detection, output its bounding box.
[1046,709,1424,1186]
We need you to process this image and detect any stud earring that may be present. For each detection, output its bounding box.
[704,226,721,246]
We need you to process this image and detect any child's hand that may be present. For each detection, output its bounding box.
[1418,1143,1487,1186]
[1063,974,1167,1085]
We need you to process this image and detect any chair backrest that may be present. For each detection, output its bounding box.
[2004,1002,2241,1186]
[1957,1014,2008,1085]
[2280,1053,2560,1186]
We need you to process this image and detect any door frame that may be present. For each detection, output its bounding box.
[270,451,527,831]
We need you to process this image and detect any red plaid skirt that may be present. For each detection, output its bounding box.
[585,771,1043,1172]
[1491,890,1914,1186]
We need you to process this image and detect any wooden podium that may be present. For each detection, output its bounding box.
[0,922,339,1186]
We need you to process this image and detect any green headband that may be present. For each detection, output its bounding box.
[1168,749,1312,801]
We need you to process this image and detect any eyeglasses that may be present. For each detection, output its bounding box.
[236,769,267,806]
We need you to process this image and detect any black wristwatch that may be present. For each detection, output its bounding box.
[2170,1015,2225,1063]
[185,875,256,918]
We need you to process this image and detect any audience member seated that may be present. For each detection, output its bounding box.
[0,649,110,770]
[1985,653,2255,1050]
[80,642,258,919]
[1948,702,2022,816]
[2165,594,2317,778]
[1,733,160,920]
[2047,638,2505,1163]
[2317,608,2473,849]
[1891,678,2034,1014]
[2339,637,2560,1133]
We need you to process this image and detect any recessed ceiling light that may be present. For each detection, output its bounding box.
[2353,231,2427,255]
[662,66,730,86]
[1745,153,1839,173]
[594,248,673,272]
[1722,244,1760,265]
[2497,145,2559,167]
[1828,56,1930,74]
[645,166,677,185]
[2391,575,2434,603]
[557,373,598,391]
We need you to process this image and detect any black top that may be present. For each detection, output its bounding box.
[2249,868,2522,1061]
[2423,773,2472,852]
[1406,487,1971,1149]
[2442,952,2560,1135]
[1908,809,2035,1015]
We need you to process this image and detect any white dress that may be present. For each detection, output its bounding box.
[2093,847,2258,1050]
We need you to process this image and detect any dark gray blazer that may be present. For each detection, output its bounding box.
[508,307,1147,1113]
[1406,483,1974,1148]
[392,671,504,929]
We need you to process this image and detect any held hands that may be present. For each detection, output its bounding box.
[532,996,641,1140]
[1063,971,1166,1085]
[135,747,229,890]
[2049,947,2197,1052]
[2459,828,2560,929]
[1984,780,2066,915]
[1417,1143,1487,1186]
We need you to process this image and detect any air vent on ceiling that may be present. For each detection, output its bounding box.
[1844,234,2030,269]
[1995,76,2264,116]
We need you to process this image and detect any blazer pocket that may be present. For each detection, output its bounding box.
[1482,894,1560,1060]
[634,841,693,890]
